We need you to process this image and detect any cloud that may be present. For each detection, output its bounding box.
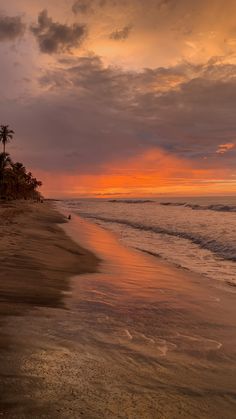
[2,50,236,196]
[72,0,127,14]
[110,25,132,41]
[0,14,25,42]
[72,0,93,14]
[36,146,233,197]
[2,55,227,179]
[30,9,86,54]
[2,0,236,197]
[216,143,236,154]
[38,56,236,165]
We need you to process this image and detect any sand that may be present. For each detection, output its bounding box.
[0,200,99,313]
[0,200,99,416]
[0,202,236,418]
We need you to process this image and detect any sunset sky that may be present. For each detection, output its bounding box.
[1,0,236,197]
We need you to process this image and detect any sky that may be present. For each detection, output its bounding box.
[0,0,236,197]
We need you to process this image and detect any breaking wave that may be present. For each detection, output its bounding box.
[160,202,236,212]
[78,213,236,262]
[109,199,154,204]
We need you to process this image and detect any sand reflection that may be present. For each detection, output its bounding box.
[57,215,236,417]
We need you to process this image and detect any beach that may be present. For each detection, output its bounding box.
[2,0,236,417]
[0,201,236,418]
[0,201,98,416]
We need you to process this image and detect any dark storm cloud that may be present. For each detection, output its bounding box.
[31,9,86,54]
[110,25,132,41]
[0,14,25,42]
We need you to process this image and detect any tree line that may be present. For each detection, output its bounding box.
[0,125,42,200]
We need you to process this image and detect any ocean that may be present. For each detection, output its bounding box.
[62,196,236,285]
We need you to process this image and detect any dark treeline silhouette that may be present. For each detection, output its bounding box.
[0,125,42,201]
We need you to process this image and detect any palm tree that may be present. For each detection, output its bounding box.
[0,152,12,199]
[0,125,15,154]
[0,152,12,175]
[0,139,42,200]
[11,162,27,198]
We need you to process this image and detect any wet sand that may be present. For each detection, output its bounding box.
[0,205,236,417]
[0,201,99,416]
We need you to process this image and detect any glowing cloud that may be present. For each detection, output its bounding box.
[216,143,236,154]
[1,0,236,197]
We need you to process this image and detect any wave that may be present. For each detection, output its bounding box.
[79,213,236,262]
[107,200,236,211]
[108,199,154,204]
[160,202,236,212]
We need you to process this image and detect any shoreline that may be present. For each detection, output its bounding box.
[0,200,99,313]
[0,200,99,415]
[59,204,236,294]
[61,197,236,286]
[0,202,236,417]
[42,213,236,417]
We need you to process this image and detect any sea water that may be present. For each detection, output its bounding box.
[62,196,236,285]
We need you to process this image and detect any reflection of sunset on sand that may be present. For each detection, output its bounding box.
[6,210,234,418]
[0,204,236,419]
[0,201,235,417]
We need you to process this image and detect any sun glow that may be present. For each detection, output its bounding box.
[37,148,236,198]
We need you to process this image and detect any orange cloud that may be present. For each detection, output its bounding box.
[216,143,236,154]
[36,148,236,198]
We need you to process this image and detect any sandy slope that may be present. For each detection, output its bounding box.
[0,200,99,415]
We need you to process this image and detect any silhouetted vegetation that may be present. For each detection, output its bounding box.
[0,126,42,200]
[0,125,14,154]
